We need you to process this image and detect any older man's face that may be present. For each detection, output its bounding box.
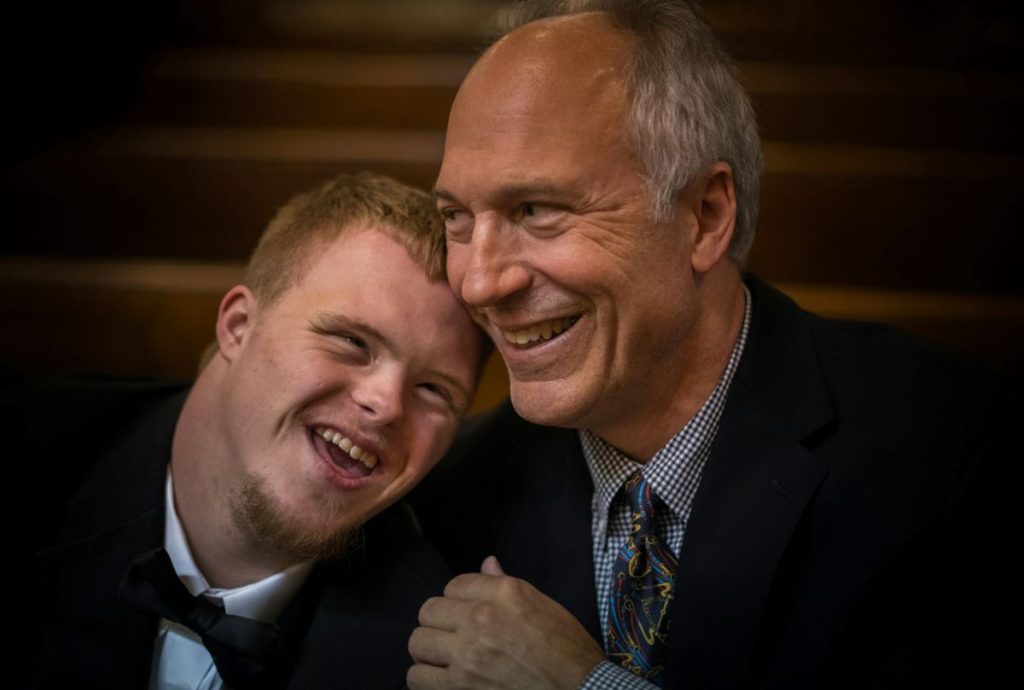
[436,15,702,441]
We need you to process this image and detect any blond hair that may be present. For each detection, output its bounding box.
[245,171,445,308]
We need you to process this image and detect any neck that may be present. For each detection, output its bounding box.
[171,361,297,589]
[592,267,746,461]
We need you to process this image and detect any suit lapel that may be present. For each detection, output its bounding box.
[35,389,185,687]
[287,506,454,689]
[496,424,602,642]
[664,278,833,689]
[534,430,601,640]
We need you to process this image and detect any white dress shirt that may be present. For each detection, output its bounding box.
[150,472,314,690]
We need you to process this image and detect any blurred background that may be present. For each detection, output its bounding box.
[0,0,1021,410]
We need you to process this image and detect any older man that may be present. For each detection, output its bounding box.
[408,2,1015,689]
[7,172,484,688]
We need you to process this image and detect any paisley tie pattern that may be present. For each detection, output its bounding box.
[606,471,678,685]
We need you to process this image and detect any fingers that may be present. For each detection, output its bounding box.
[418,595,473,631]
[444,570,523,600]
[408,625,454,666]
[410,566,604,690]
[480,555,505,575]
[406,662,446,690]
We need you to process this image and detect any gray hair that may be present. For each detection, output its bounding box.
[499,0,762,263]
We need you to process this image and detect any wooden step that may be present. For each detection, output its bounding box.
[3,128,1021,292]
[126,51,470,130]
[121,50,1023,152]
[164,0,1021,70]
[1,258,1020,399]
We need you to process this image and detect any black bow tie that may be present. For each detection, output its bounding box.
[118,548,291,689]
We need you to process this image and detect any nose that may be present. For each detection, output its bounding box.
[350,365,404,427]
[448,216,531,309]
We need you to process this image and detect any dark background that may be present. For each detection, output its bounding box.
[1,0,1021,406]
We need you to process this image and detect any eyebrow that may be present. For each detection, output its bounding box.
[433,186,458,203]
[313,312,393,352]
[433,181,572,205]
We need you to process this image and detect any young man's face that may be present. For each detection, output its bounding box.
[217,226,482,559]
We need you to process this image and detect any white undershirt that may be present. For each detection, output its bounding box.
[150,472,314,690]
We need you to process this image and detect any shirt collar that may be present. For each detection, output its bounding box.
[582,284,752,521]
[164,471,314,623]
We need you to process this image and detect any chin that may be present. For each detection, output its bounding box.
[509,381,592,429]
[233,475,362,562]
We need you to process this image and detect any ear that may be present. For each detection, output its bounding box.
[215,285,257,363]
[686,161,737,274]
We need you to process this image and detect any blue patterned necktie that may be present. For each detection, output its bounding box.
[606,471,679,685]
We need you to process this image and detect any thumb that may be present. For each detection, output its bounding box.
[480,555,505,576]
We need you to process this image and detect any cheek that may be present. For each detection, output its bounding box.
[534,230,646,290]
[445,247,470,292]
[402,417,458,476]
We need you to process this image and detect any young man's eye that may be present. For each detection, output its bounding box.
[418,382,459,410]
[339,334,367,351]
[419,382,446,399]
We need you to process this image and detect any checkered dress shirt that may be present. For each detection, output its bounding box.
[579,286,751,689]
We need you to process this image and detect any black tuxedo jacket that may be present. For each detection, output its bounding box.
[5,380,451,689]
[412,277,1018,689]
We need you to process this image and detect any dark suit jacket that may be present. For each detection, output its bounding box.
[411,276,1018,689]
[5,380,451,689]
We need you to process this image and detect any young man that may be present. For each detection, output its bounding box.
[8,172,484,688]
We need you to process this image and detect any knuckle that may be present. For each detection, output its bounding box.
[469,600,500,628]
[443,573,471,596]
[496,574,526,599]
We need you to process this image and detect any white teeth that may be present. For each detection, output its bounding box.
[503,317,576,347]
[315,427,378,470]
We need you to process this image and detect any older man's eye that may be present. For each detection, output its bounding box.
[440,206,473,242]
[517,202,565,231]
